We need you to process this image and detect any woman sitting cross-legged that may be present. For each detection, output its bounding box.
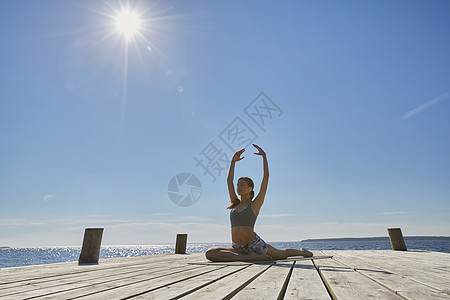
[205,144,313,262]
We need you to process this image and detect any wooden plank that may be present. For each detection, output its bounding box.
[1,250,448,300]
[284,260,330,299]
[132,265,250,299]
[64,265,224,300]
[0,261,189,298]
[336,250,450,271]
[182,257,332,299]
[351,250,449,273]
[314,251,402,299]
[331,250,450,290]
[3,265,209,300]
[0,257,182,292]
[231,262,293,299]
[181,264,271,299]
[0,254,208,300]
[328,250,450,299]
[0,253,190,284]
[274,255,334,263]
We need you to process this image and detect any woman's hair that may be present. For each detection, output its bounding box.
[227,177,254,209]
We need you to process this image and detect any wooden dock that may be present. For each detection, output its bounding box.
[1,250,449,299]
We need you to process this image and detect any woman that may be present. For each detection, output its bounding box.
[205,144,313,262]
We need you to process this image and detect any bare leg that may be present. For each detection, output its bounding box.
[267,245,313,260]
[205,247,273,262]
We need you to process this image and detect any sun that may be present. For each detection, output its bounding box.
[115,9,142,39]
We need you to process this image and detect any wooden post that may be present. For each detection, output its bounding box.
[388,228,407,251]
[175,234,188,254]
[78,228,104,264]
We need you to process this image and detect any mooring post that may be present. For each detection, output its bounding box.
[175,234,188,254]
[78,228,104,264]
[388,228,407,251]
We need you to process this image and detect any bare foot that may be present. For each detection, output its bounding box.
[300,248,313,257]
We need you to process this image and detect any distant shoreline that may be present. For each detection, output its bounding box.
[2,236,450,248]
[301,236,450,242]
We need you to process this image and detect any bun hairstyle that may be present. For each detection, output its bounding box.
[227,177,254,209]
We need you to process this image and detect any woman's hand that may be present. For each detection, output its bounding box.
[232,148,245,162]
[253,144,266,157]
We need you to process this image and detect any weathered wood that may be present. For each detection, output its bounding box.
[1,254,208,300]
[1,251,449,299]
[388,228,407,251]
[0,260,190,298]
[231,262,292,299]
[175,233,188,254]
[284,260,330,299]
[63,265,221,299]
[182,264,270,299]
[330,250,450,298]
[339,249,450,284]
[314,251,403,299]
[0,253,205,290]
[0,253,179,285]
[133,265,249,299]
[78,228,104,264]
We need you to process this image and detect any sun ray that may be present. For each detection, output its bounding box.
[120,38,129,134]
[68,1,192,133]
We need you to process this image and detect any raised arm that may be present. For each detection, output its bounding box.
[227,148,245,202]
[252,144,269,212]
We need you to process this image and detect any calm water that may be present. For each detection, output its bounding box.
[1,237,449,269]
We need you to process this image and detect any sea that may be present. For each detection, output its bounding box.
[1,236,449,269]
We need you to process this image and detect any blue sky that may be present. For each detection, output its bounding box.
[1,0,449,247]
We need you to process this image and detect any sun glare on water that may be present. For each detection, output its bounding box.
[115,9,142,39]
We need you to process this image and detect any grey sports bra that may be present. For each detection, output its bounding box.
[230,202,257,227]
